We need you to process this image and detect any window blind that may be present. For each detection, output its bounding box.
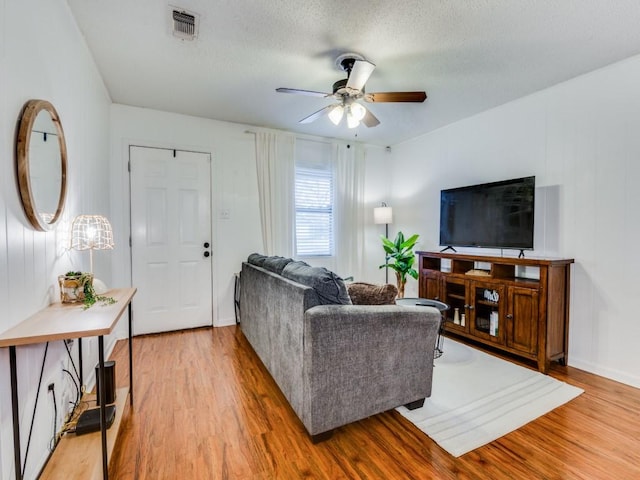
[295,166,334,256]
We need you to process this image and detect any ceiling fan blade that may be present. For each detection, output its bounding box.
[276,87,331,97]
[364,91,427,103]
[299,105,334,124]
[361,107,380,128]
[346,60,376,91]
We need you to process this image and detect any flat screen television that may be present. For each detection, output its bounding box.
[439,176,535,251]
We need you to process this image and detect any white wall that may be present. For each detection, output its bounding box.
[362,145,395,284]
[110,105,264,328]
[388,55,640,388]
[109,106,391,327]
[0,0,112,478]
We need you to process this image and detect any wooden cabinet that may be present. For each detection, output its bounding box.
[417,251,573,373]
[506,286,539,356]
[419,270,443,301]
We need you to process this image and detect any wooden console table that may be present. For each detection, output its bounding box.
[0,287,136,480]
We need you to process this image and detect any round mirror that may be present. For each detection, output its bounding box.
[16,99,67,231]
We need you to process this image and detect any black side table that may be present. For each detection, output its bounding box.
[396,298,449,358]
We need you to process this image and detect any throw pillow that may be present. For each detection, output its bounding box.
[347,282,398,305]
[262,256,293,275]
[281,261,352,305]
[247,253,268,267]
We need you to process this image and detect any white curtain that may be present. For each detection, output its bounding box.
[255,131,295,256]
[334,143,365,279]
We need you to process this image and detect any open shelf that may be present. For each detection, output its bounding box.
[40,387,129,479]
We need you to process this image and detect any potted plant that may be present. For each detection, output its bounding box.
[58,271,115,309]
[379,232,419,298]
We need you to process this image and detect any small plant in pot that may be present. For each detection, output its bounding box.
[379,232,419,298]
[58,271,115,309]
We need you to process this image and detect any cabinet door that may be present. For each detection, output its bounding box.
[442,277,469,333]
[470,282,505,345]
[420,271,442,301]
[506,286,539,355]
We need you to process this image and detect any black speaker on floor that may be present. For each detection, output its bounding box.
[95,360,116,405]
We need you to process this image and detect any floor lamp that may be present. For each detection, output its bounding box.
[374,203,393,283]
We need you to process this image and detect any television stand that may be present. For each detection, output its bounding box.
[439,245,457,253]
[417,251,573,373]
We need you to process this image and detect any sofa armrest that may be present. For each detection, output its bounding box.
[301,305,440,435]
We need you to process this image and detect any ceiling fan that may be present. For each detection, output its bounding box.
[276,53,427,129]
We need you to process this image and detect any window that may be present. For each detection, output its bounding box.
[295,166,334,256]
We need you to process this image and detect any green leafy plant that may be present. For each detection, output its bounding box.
[379,232,419,298]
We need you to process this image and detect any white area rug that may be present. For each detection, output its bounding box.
[397,338,583,457]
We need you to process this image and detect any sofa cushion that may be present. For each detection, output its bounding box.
[347,282,398,305]
[247,253,268,268]
[281,261,352,305]
[261,256,293,275]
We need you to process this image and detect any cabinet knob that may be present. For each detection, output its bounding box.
[204,251,210,258]
[506,314,513,319]
[204,242,210,248]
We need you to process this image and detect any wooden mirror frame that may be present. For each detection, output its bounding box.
[16,99,68,231]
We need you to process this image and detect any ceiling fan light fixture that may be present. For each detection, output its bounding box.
[276,53,426,129]
[350,102,366,122]
[346,106,360,129]
[328,105,344,125]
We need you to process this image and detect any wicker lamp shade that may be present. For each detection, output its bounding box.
[70,215,114,274]
[71,215,114,251]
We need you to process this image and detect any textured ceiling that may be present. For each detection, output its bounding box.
[67,0,640,146]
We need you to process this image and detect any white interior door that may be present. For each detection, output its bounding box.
[130,146,213,335]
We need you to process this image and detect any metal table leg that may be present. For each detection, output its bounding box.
[78,338,83,385]
[10,346,22,480]
[98,336,108,479]
[128,303,133,406]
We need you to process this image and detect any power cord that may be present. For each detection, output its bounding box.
[63,339,82,387]
[62,369,80,414]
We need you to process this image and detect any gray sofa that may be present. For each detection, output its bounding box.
[239,255,441,441]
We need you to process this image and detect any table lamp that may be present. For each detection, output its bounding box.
[70,215,114,291]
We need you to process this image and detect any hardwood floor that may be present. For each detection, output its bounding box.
[108,326,640,479]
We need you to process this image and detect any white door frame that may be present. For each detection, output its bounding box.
[128,145,215,334]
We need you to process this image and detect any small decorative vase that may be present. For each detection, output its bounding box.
[453,308,460,325]
[460,313,466,327]
[58,273,93,304]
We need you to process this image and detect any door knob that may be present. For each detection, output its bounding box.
[203,242,210,248]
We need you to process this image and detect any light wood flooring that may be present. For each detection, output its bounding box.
[108,326,640,479]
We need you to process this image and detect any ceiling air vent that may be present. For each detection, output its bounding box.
[170,7,199,40]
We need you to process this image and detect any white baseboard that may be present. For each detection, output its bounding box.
[569,357,640,389]
[214,316,237,327]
